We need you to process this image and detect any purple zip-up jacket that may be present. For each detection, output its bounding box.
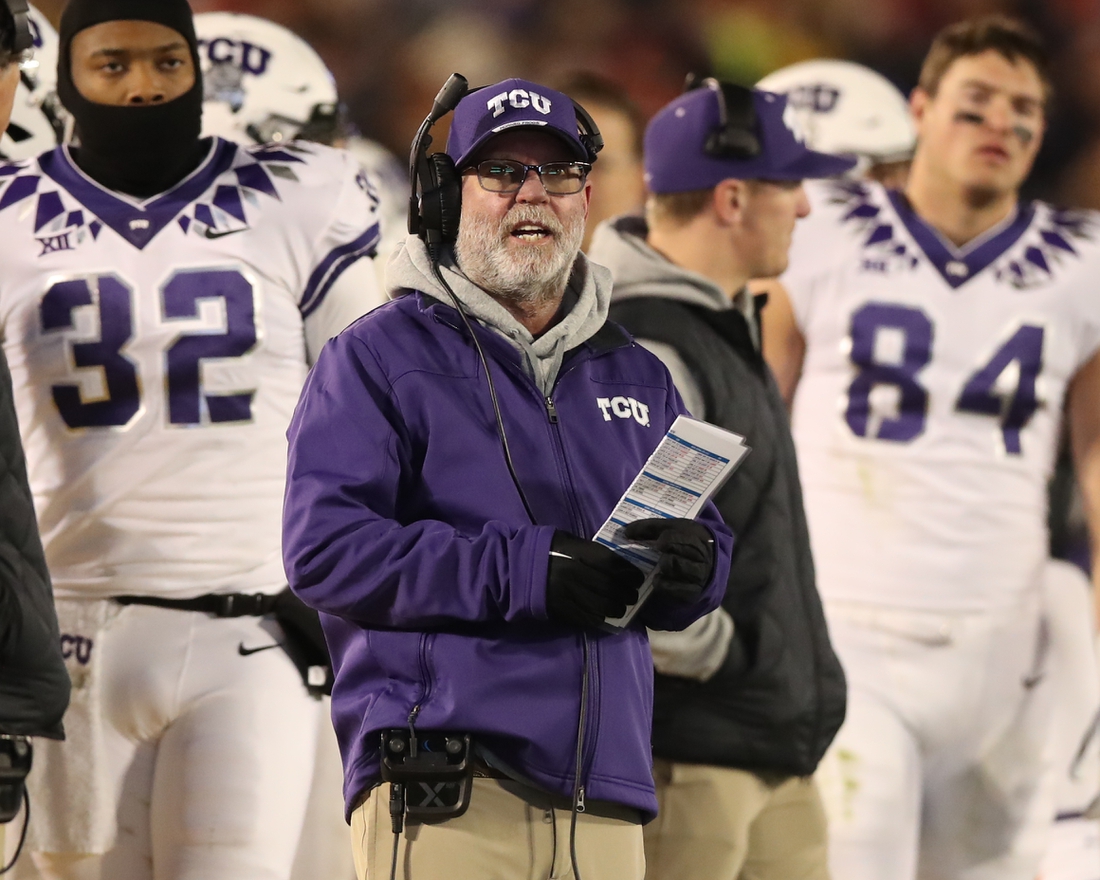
[283,291,733,821]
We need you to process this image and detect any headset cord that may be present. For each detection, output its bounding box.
[0,787,30,875]
[388,781,405,880]
[429,252,538,526]
[569,635,591,880]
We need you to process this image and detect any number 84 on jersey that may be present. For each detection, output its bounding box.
[842,301,1046,457]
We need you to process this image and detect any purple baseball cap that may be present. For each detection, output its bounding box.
[446,78,592,169]
[644,84,857,192]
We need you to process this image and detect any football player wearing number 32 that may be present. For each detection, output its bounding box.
[0,0,383,878]
[763,15,1100,880]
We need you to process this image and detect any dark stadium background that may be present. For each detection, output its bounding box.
[30,0,1100,209]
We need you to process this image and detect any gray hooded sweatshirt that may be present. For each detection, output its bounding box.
[589,215,759,419]
[386,234,614,396]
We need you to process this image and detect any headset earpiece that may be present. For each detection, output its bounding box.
[706,83,760,159]
[572,100,604,162]
[685,75,762,161]
[417,151,462,245]
[409,73,469,249]
[4,0,32,56]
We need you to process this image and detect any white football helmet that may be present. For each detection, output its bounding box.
[757,59,915,174]
[195,12,341,146]
[2,4,66,161]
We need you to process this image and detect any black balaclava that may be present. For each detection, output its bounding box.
[58,0,206,198]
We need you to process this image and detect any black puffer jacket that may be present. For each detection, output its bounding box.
[0,345,69,738]
[595,216,845,776]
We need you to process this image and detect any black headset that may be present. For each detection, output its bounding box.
[684,73,762,160]
[1,0,32,58]
[408,73,605,249]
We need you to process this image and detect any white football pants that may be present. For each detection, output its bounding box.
[1037,560,1100,880]
[816,593,1055,880]
[27,601,321,880]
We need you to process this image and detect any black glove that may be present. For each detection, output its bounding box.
[546,531,645,629]
[622,518,715,604]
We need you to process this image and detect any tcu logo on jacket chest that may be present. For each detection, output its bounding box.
[597,396,650,427]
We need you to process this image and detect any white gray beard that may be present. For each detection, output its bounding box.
[455,204,584,308]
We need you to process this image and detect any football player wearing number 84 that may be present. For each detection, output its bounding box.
[763,14,1100,880]
[0,0,385,878]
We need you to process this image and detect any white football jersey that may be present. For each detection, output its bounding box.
[0,138,381,600]
[784,180,1100,611]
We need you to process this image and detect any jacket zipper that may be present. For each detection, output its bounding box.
[543,374,603,797]
[542,381,586,539]
[579,631,601,788]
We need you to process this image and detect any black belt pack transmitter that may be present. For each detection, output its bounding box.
[0,735,32,823]
[380,729,473,822]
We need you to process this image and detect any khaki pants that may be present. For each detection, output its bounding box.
[351,778,645,880]
[644,760,830,880]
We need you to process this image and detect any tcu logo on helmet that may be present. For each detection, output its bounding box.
[786,83,841,114]
[198,38,274,77]
[597,396,650,427]
[486,89,552,118]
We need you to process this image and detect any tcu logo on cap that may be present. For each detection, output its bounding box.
[597,396,650,427]
[198,38,273,77]
[486,89,552,119]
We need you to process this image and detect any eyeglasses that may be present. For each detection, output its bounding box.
[470,160,592,195]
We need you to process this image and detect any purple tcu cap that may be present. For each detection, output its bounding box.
[446,78,591,169]
[644,85,857,192]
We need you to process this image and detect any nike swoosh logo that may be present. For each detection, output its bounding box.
[204,227,247,240]
[238,642,281,656]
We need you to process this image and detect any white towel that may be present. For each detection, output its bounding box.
[25,597,124,854]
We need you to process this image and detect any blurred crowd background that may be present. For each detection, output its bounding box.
[29,0,1100,207]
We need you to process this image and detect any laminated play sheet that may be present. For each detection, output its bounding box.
[595,416,751,631]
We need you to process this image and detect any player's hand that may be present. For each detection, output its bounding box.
[622,518,715,604]
[546,532,644,629]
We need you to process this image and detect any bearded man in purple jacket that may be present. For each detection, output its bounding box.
[282,78,734,880]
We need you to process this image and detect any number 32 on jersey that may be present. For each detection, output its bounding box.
[40,267,258,430]
[844,302,1043,455]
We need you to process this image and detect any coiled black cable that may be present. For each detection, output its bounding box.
[0,787,30,875]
